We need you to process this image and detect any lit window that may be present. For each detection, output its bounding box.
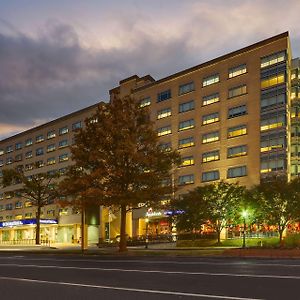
[6,145,13,153]
[59,140,68,148]
[228,125,247,138]
[178,137,194,149]
[159,142,172,152]
[47,157,56,165]
[25,213,32,219]
[228,85,247,98]
[202,170,219,182]
[261,159,285,173]
[36,160,44,168]
[25,163,34,171]
[202,112,219,125]
[229,64,247,78]
[59,153,69,162]
[15,214,22,220]
[157,126,171,137]
[15,201,22,209]
[157,89,171,102]
[25,151,33,159]
[25,138,33,147]
[228,145,247,158]
[59,126,69,135]
[6,157,13,165]
[203,74,219,87]
[24,201,33,208]
[0,149,4,156]
[260,113,285,131]
[139,97,151,108]
[227,166,247,178]
[202,150,220,163]
[202,131,219,143]
[47,144,56,152]
[228,105,247,119]
[261,51,286,68]
[202,93,219,106]
[178,174,194,185]
[261,74,285,89]
[47,130,56,139]
[179,100,195,113]
[260,132,285,152]
[179,119,195,131]
[180,156,194,167]
[36,135,44,143]
[179,82,195,95]
[157,107,171,119]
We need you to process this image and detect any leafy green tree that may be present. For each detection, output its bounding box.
[59,96,179,252]
[174,181,246,243]
[253,176,300,244]
[1,169,59,245]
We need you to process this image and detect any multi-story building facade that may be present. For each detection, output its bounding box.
[0,104,99,243]
[0,31,298,242]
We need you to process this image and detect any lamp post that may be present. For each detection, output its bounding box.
[145,217,149,249]
[241,210,248,248]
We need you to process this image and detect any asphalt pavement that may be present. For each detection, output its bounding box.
[0,254,299,299]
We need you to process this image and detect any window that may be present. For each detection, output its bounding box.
[228,84,247,98]
[202,150,220,163]
[228,105,247,119]
[260,113,285,131]
[229,64,247,78]
[15,201,22,209]
[47,130,56,139]
[15,154,22,162]
[261,86,286,110]
[260,132,285,152]
[202,112,219,125]
[15,142,22,150]
[6,157,13,165]
[6,203,13,210]
[0,159,3,167]
[157,89,171,102]
[25,213,33,219]
[157,107,171,119]
[261,159,285,173]
[202,93,219,106]
[59,168,67,175]
[15,214,22,220]
[25,151,33,159]
[261,74,285,89]
[202,170,219,182]
[36,160,44,168]
[25,163,34,171]
[178,137,194,149]
[47,157,56,165]
[261,51,286,68]
[25,138,33,147]
[203,74,219,87]
[36,147,44,156]
[202,131,219,143]
[178,174,194,185]
[227,166,247,178]
[6,145,13,153]
[47,144,56,152]
[0,149,4,156]
[72,121,82,131]
[180,156,194,167]
[228,125,247,138]
[159,142,172,152]
[228,145,247,158]
[179,82,195,95]
[157,125,171,137]
[59,126,69,135]
[36,134,44,143]
[48,170,57,176]
[179,119,195,131]
[24,201,33,208]
[139,97,151,108]
[59,140,68,148]
[179,100,195,113]
[59,153,69,162]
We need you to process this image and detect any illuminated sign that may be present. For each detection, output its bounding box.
[145,208,185,218]
[0,219,58,228]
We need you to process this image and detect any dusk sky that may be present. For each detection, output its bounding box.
[0,0,299,140]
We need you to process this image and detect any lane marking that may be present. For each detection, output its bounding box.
[0,263,299,280]
[1,257,300,269]
[0,276,263,300]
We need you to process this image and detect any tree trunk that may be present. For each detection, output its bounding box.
[217,229,221,245]
[119,204,127,252]
[36,205,41,245]
[279,227,284,247]
[81,208,86,253]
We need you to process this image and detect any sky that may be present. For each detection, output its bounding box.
[0,0,300,140]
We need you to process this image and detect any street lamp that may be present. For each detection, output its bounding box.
[145,217,149,249]
[241,210,248,248]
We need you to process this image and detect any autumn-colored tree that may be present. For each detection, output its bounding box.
[1,169,59,245]
[253,176,300,244]
[59,97,180,252]
[174,181,246,244]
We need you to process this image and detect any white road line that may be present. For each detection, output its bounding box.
[0,263,299,280]
[0,276,263,300]
[2,257,300,269]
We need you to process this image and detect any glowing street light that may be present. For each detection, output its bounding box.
[241,210,248,248]
[145,217,149,249]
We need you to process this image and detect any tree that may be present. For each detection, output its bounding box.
[1,168,59,245]
[59,96,180,252]
[253,176,300,244]
[174,181,246,244]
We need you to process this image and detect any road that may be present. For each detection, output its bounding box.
[0,254,299,299]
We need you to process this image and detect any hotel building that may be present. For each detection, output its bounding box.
[0,32,299,242]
